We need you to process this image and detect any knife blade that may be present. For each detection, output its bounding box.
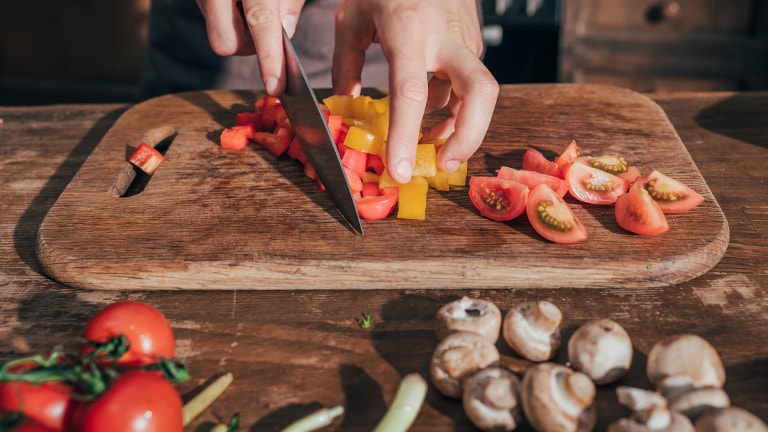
[279,28,364,235]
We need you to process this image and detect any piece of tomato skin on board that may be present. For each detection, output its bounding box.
[469,176,529,222]
[526,183,588,243]
[631,170,705,214]
[615,186,669,236]
[564,161,629,205]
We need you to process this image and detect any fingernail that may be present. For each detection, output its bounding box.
[394,160,413,183]
[282,14,298,37]
[444,159,461,173]
[265,76,279,96]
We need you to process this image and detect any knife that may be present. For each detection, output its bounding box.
[279,28,364,235]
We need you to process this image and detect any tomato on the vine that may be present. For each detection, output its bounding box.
[0,381,70,431]
[81,301,175,367]
[67,371,183,432]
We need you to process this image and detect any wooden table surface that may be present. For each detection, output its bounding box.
[1,88,767,431]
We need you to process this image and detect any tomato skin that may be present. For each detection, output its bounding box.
[554,139,581,175]
[81,301,175,367]
[356,187,399,221]
[564,161,628,205]
[0,381,71,431]
[615,187,669,236]
[631,170,704,214]
[521,148,560,178]
[469,177,529,222]
[526,183,588,243]
[67,371,183,432]
[496,166,568,198]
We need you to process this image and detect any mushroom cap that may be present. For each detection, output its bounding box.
[694,407,768,432]
[462,367,523,431]
[607,411,694,432]
[521,362,597,432]
[568,318,633,385]
[435,297,502,343]
[646,334,725,390]
[502,301,563,362]
[668,387,730,420]
[429,331,500,398]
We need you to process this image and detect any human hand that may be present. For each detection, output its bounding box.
[333,0,499,183]
[196,0,305,96]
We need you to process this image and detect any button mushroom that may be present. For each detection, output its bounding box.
[429,331,500,398]
[435,297,502,343]
[607,386,694,432]
[462,367,523,431]
[502,300,563,362]
[694,407,768,432]
[667,386,730,421]
[646,334,725,390]
[521,362,597,432]
[567,318,633,385]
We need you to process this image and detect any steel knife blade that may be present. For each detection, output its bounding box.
[278,28,364,235]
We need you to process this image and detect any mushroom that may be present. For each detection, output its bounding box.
[646,334,725,390]
[607,386,694,432]
[521,362,597,432]
[667,387,730,420]
[462,367,523,431]
[435,297,502,343]
[502,301,563,362]
[429,331,500,398]
[567,318,633,385]
[694,407,768,432]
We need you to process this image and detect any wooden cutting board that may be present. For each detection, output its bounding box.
[36,84,729,290]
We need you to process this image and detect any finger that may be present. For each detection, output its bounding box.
[379,10,429,184]
[241,0,285,95]
[436,53,499,173]
[332,3,370,96]
[198,0,254,56]
[425,75,452,114]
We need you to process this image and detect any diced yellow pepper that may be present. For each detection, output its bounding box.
[413,143,437,178]
[344,125,384,155]
[322,95,353,117]
[371,112,390,140]
[397,176,429,220]
[447,161,468,186]
[427,170,451,191]
[378,169,399,189]
[352,95,373,121]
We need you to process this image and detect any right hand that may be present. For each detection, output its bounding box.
[195,0,306,96]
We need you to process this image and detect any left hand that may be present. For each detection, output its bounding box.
[333,0,499,183]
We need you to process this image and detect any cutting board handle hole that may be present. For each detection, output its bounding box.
[107,127,177,198]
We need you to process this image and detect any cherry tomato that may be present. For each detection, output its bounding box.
[356,187,399,221]
[554,139,581,175]
[526,183,588,243]
[469,176,529,221]
[67,371,183,432]
[564,161,628,205]
[615,186,669,236]
[0,381,70,431]
[521,148,560,178]
[81,301,175,367]
[631,170,704,214]
[496,166,568,198]
[575,154,642,184]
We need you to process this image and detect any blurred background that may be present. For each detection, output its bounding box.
[1,0,766,105]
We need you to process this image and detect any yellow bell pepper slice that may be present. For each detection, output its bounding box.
[447,161,468,186]
[344,125,384,155]
[322,95,353,118]
[413,143,437,178]
[397,176,429,220]
[427,170,451,191]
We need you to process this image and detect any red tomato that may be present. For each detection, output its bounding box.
[564,161,628,205]
[9,418,58,432]
[575,154,641,184]
[356,187,399,221]
[219,127,250,150]
[344,167,364,198]
[341,148,368,179]
[496,166,568,198]
[615,186,669,236]
[521,148,560,178]
[81,301,175,367]
[128,143,165,175]
[286,136,307,164]
[252,126,292,157]
[631,170,704,214]
[469,177,529,222]
[526,183,588,243]
[554,139,581,175]
[67,371,183,432]
[0,381,71,431]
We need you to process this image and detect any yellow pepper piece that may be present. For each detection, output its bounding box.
[447,161,468,186]
[413,143,437,178]
[344,125,384,155]
[322,95,353,117]
[397,176,429,220]
[378,169,399,189]
[352,95,373,120]
[427,170,451,191]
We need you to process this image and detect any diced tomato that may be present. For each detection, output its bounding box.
[286,136,307,164]
[342,148,368,179]
[235,111,264,130]
[522,148,560,178]
[253,127,292,157]
[259,96,283,131]
[526,183,588,243]
[469,176,529,222]
[564,161,628,205]
[366,153,386,175]
[345,167,363,198]
[357,187,399,220]
[554,139,581,175]
[631,170,704,214]
[361,182,381,197]
[615,186,669,236]
[128,142,165,174]
[230,124,255,139]
[497,166,568,198]
[327,114,344,144]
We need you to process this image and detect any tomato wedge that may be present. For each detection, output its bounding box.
[576,154,641,184]
[469,177,529,222]
[521,148,560,178]
[631,170,704,214]
[356,187,399,220]
[497,166,568,198]
[564,161,628,205]
[554,139,581,175]
[526,183,588,243]
[615,186,669,236]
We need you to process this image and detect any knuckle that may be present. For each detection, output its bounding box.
[245,6,274,27]
[398,78,428,103]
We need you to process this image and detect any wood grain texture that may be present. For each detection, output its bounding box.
[36,84,728,290]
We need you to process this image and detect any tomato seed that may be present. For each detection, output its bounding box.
[537,201,573,232]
